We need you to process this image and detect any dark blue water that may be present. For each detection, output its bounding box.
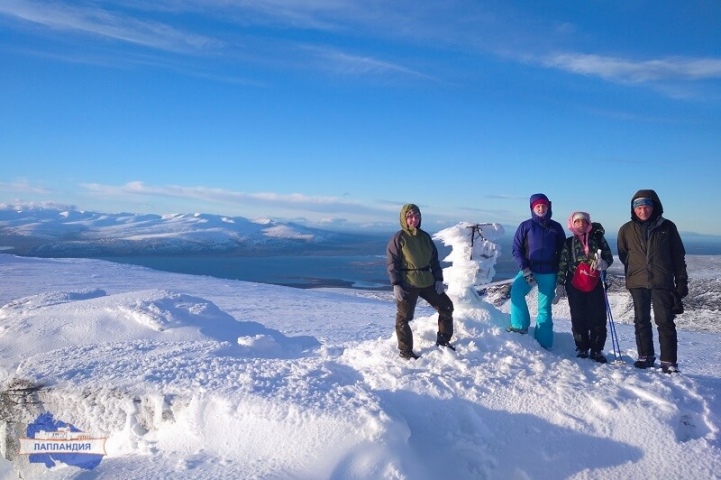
[104,253,520,290]
[102,235,719,290]
[104,255,394,289]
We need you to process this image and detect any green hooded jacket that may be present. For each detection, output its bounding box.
[557,222,614,286]
[385,204,443,288]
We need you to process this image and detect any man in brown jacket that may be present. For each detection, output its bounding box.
[617,189,688,373]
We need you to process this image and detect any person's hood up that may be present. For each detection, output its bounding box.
[630,189,663,223]
[399,203,421,231]
[567,211,591,235]
[529,193,553,220]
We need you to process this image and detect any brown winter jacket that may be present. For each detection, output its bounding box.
[386,204,443,289]
[617,189,688,291]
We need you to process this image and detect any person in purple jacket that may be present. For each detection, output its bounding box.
[507,193,566,349]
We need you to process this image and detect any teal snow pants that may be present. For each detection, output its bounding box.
[509,271,556,349]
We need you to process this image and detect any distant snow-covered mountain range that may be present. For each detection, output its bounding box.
[2,203,718,260]
[0,204,387,257]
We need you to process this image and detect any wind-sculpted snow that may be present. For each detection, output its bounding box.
[0,288,108,315]
[0,253,720,479]
[0,289,320,363]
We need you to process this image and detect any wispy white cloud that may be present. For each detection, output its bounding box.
[81,181,395,217]
[0,0,222,53]
[0,180,52,195]
[534,52,721,100]
[2,1,718,95]
[307,46,435,80]
[0,0,432,81]
[542,53,721,83]
[147,0,385,31]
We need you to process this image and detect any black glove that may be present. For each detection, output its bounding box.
[675,282,688,298]
[672,291,684,315]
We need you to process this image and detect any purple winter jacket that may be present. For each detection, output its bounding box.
[512,195,566,274]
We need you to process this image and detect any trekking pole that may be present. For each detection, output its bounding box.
[600,268,622,364]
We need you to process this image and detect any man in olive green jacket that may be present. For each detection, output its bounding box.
[386,204,454,359]
[618,189,688,373]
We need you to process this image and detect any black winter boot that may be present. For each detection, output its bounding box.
[435,333,456,350]
[661,361,680,374]
[634,356,656,369]
[399,350,420,360]
[590,351,608,364]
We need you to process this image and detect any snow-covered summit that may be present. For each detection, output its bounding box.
[0,224,719,479]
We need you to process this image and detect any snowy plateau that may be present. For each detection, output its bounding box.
[0,205,719,479]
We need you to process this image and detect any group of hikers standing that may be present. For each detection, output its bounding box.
[385,189,688,374]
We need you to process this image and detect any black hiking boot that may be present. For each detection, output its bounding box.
[590,351,608,364]
[576,349,589,359]
[436,333,456,351]
[436,341,456,351]
[634,356,656,369]
[399,350,419,360]
[506,326,528,334]
[661,361,680,374]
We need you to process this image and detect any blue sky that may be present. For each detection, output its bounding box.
[1,1,720,236]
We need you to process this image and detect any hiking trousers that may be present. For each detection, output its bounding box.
[395,284,454,352]
[630,288,678,363]
[566,281,607,353]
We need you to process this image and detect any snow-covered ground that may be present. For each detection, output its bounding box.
[0,224,719,479]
